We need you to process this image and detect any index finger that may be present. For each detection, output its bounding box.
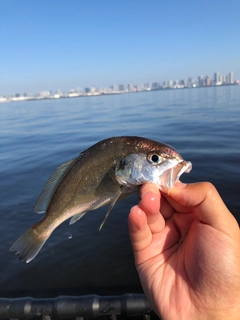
[168,182,239,236]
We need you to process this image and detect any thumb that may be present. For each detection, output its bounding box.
[168,182,239,236]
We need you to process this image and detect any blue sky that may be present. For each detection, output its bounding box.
[1,0,240,95]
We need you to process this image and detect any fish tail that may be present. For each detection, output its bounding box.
[10,224,50,263]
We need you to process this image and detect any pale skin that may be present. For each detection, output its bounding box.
[128,182,240,320]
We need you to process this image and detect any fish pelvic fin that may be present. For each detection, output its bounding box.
[69,212,87,225]
[10,226,50,263]
[99,187,123,231]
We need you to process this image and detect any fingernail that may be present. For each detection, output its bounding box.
[174,181,187,189]
[141,184,159,198]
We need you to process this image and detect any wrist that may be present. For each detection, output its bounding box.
[194,306,240,320]
[159,305,240,320]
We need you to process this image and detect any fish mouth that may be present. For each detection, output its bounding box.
[159,160,192,192]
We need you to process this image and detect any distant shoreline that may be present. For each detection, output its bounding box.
[0,82,239,104]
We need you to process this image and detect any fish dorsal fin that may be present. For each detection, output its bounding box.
[98,186,123,231]
[69,212,87,225]
[34,158,77,213]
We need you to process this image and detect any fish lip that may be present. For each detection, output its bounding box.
[159,160,192,192]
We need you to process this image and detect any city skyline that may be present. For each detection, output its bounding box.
[1,1,240,96]
[1,70,237,96]
[1,70,238,103]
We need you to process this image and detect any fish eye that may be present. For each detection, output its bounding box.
[147,154,162,165]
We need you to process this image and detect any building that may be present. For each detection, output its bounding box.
[229,72,234,84]
[198,76,204,87]
[214,72,221,85]
[143,83,152,90]
[109,85,118,92]
[221,75,226,84]
[85,87,93,94]
[205,76,211,86]
[118,84,125,92]
[151,82,160,90]
[127,83,135,92]
[179,79,187,87]
[188,78,193,87]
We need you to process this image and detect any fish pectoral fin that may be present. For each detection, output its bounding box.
[69,212,87,225]
[99,187,123,231]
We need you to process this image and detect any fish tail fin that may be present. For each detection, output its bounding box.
[10,225,49,263]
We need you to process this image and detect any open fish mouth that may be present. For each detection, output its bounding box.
[158,160,192,192]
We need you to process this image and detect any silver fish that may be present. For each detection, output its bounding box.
[10,136,192,263]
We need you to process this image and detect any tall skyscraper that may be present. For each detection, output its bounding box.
[205,76,211,86]
[214,72,220,84]
[198,76,204,87]
[221,75,226,84]
[229,72,234,84]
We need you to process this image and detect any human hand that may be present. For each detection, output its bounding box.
[128,182,240,320]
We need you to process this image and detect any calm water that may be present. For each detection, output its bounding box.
[0,86,240,297]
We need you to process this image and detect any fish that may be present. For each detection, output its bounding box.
[10,136,192,263]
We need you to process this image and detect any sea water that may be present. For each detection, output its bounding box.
[0,85,239,297]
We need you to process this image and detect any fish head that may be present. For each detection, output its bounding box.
[115,152,192,192]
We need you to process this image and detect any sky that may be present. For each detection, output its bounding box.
[1,0,240,95]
